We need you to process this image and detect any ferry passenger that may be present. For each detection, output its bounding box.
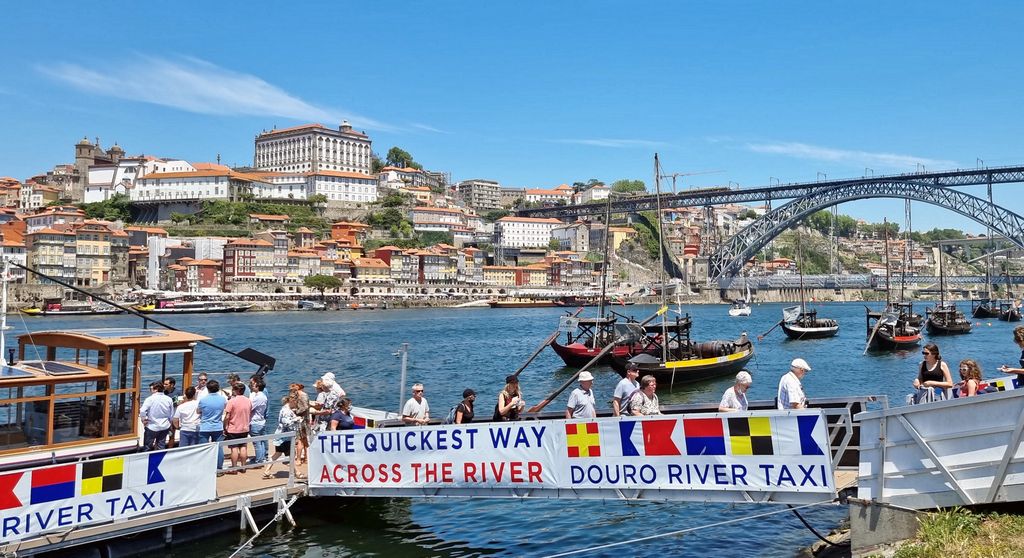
[494,375,525,421]
[263,394,302,479]
[612,362,640,417]
[402,383,431,425]
[195,373,210,400]
[629,375,661,416]
[719,370,753,412]
[329,397,355,430]
[913,343,953,402]
[322,372,346,398]
[957,359,984,397]
[198,379,227,471]
[289,383,310,465]
[997,325,1024,377]
[172,386,201,447]
[778,358,812,410]
[222,373,242,399]
[249,377,269,463]
[224,382,253,473]
[455,389,476,424]
[163,377,178,447]
[140,381,174,451]
[566,371,597,419]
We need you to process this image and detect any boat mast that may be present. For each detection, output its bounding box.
[797,226,807,314]
[883,218,892,308]
[900,199,911,305]
[937,241,946,308]
[654,154,667,362]
[0,259,7,366]
[594,187,613,349]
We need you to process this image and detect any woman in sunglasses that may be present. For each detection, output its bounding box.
[912,343,953,402]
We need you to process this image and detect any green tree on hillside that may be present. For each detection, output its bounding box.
[611,179,647,194]
[304,274,342,301]
[80,193,132,222]
[385,147,423,170]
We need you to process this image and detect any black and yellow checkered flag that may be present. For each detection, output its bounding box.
[81,457,124,495]
[727,417,774,455]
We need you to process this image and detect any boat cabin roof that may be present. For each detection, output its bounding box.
[17,328,210,351]
[0,360,108,387]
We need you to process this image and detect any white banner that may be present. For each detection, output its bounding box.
[0,444,218,543]
[310,410,834,495]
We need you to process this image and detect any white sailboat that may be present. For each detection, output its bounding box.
[728,282,752,317]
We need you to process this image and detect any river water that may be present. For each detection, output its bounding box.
[16,302,1017,557]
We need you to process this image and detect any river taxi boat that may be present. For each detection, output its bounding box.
[925,304,972,335]
[134,298,253,314]
[781,306,840,340]
[608,316,754,385]
[21,298,125,316]
[0,327,211,471]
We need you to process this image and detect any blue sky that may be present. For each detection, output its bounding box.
[2,1,1022,232]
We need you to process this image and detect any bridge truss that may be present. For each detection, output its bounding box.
[709,180,1024,282]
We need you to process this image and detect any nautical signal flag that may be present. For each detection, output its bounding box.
[619,420,681,456]
[683,418,726,455]
[0,471,23,510]
[352,415,374,429]
[148,453,166,484]
[81,457,124,495]
[989,378,1022,391]
[30,464,77,504]
[565,422,601,457]
[796,415,824,456]
[727,417,774,456]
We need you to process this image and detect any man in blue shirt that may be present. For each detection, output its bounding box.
[197,379,227,470]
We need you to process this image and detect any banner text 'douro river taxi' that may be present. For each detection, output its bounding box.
[310,410,835,495]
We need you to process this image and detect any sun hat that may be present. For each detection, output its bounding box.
[579,371,594,382]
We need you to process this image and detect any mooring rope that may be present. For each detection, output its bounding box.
[541,499,836,558]
[227,494,299,558]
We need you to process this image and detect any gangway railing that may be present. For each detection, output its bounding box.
[857,387,1024,510]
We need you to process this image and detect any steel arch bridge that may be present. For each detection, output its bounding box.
[708,180,1024,283]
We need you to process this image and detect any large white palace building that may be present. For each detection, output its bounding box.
[253,121,373,174]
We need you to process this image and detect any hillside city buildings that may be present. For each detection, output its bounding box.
[0,125,959,300]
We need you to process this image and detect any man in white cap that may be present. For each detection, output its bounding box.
[719,370,753,412]
[778,358,812,409]
[566,371,597,418]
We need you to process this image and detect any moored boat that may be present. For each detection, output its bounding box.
[608,317,754,385]
[297,299,327,311]
[781,306,840,340]
[728,299,751,317]
[549,316,619,367]
[134,298,253,314]
[866,309,922,351]
[21,298,125,316]
[999,301,1022,322]
[488,298,560,308]
[925,304,972,335]
[972,299,1001,319]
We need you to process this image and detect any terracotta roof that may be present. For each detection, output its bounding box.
[125,226,169,235]
[0,239,25,247]
[191,259,221,266]
[227,238,274,247]
[352,257,389,268]
[29,227,73,236]
[295,227,315,234]
[288,250,319,258]
[374,245,403,251]
[525,189,572,196]
[191,162,231,171]
[401,186,432,192]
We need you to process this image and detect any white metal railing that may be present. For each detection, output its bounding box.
[857,387,1024,510]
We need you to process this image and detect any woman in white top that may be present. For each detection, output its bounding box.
[719,370,753,412]
[172,386,201,446]
[263,394,303,479]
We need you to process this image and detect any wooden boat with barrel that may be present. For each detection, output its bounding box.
[781,306,840,339]
[608,316,754,385]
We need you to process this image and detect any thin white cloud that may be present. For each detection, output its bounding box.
[746,141,956,170]
[37,55,398,132]
[554,138,670,149]
[409,122,450,134]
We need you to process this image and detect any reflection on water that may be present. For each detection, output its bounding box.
[20,302,1016,557]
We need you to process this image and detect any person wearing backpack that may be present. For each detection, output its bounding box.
[445,389,476,424]
[612,363,640,416]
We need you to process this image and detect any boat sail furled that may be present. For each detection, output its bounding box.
[865,218,922,351]
[925,243,971,335]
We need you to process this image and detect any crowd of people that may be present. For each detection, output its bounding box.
[137,370,358,479]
